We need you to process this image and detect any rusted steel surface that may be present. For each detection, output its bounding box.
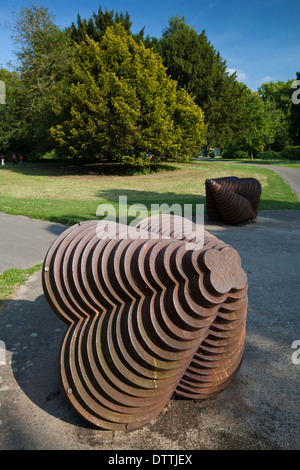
[205,176,262,225]
[42,214,248,430]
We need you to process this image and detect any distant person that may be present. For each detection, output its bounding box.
[12,154,17,165]
[19,155,23,165]
[0,154,4,166]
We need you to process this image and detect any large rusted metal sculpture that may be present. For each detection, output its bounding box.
[205,176,261,225]
[42,214,248,430]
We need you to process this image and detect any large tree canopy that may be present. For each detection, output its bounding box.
[1,4,298,161]
[158,16,248,148]
[0,68,23,153]
[237,88,281,158]
[258,79,294,150]
[50,24,206,161]
[69,6,137,44]
[11,4,73,154]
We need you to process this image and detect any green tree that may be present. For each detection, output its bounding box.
[238,89,280,159]
[258,79,294,150]
[0,68,23,154]
[69,6,134,44]
[11,4,73,155]
[158,16,248,148]
[50,25,206,162]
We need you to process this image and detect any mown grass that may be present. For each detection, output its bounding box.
[0,160,299,226]
[0,264,42,312]
[210,158,300,168]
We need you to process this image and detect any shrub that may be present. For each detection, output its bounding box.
[41,149,60,160]
[178,155,190,162]
[120,155,150,168]
[280,146,300,160]
[234,150,249,159]
[222,148,248,159]
[222,148,235,159]
[257,151,281,160]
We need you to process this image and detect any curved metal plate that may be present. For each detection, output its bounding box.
[205,176,262,225]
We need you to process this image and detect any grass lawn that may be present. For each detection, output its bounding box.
[0,264,42,311]
[0,160,299,227]
[211,158,300,169]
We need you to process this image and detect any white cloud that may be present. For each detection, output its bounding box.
[256,76,276,85]
[227,68,247,80]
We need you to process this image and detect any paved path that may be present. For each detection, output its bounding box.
[247,164,300,200]
[0,212,67,273]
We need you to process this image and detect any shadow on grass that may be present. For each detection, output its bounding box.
[42,190,207,226]
[94,188,300,217]
[1,187,299,229]
[43,196,300,228]
[0,160,180,177]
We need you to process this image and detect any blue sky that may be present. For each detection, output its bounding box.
[0,0,299,90]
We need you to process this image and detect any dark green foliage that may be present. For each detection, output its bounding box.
[280,145,300,160]
[222,148,248,159]
[69,6,134,44]
[158,16,248,148]
[50,25,206,162]
[234,150,249,159]
[0,69,21,154]
[256,151,282,160]
[9,5,74,156]
[2,5,299,163]
[258,79,294,150]
[236,88,282,159]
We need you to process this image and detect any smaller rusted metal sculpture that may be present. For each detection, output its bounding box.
[42,214,248,430]
[205,176,261,225]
